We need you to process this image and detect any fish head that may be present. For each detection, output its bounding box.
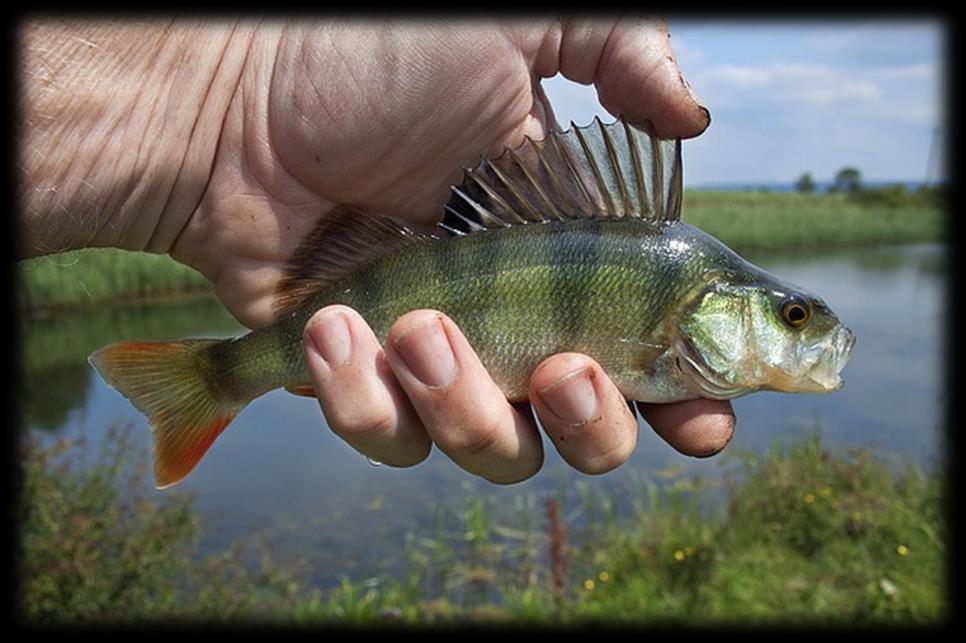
[675,274,855,399]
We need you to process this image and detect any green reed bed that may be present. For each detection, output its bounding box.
[684,190,944,252]
[17,248,211,313]
[18,427,945,625]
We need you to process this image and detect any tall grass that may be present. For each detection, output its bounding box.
[684,191,945,250]
[18,426,305,623]
[17,248,211,313]
[683,190,944,251]
[18,427,945,625]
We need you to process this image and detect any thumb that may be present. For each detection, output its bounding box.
[554,17,711,139]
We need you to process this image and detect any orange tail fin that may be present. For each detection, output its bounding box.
[89,340,245,489]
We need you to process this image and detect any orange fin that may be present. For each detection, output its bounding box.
[284,384,317,398]
[88,340,245,489]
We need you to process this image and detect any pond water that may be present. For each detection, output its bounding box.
[18,243,946,589]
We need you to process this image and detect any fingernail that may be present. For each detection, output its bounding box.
[392,316,456,387]
[537,367,599,426]
[698,105,712,134]
[305,311,352,367]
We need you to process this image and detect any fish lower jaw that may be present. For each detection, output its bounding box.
[673,338,749,400]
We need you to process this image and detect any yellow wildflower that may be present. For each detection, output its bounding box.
[673,549,686,562]
[584,579,595,591]
[598,571,610,582]
[897,545,909,556]
[804,493,816,504]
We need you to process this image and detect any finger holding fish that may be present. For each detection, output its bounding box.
[384,310,545,485]
[638,398,736,458]
[302,305,431,467]
[303,310,736,479]
[529,353,638,475]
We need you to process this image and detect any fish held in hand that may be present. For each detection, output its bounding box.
[89,117,855,488]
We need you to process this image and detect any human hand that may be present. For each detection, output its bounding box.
[185,19,726,481]
[169,18,712,327]
[20,18,733,482]
[300,306,735,483]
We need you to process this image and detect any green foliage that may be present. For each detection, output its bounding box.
[794,172,816,193]
[19,427,944,625]
[683,190,943,251]
[19,425,313,625]
[569,435,945,624]
[17,248,211,313]
[831,167,863,193]
[846,183,945,209]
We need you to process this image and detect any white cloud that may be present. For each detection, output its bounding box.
[541,22,944,184]
[803,21,941,65]
[699,62,881,106]
[868,63,935,80]
[706,64,770,87]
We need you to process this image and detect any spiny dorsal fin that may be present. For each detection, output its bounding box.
[274,118,682,316]
[273,206,434,317]
[440,116,683,235]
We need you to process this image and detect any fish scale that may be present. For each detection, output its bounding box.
[89,117,854,489]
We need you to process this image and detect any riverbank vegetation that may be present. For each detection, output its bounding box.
[18,426,945,625]
[684,186,944,251]
[17,247,210,314]
[17,188,945,314]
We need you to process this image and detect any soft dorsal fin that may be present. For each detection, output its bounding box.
[440,116,682,235]
[274,118,682,316]
[273,206,434,317]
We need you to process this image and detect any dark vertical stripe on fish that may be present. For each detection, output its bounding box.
[640,230,687,335]
[551,222,595,340]
[355,265,385,314]
[466,227,505,316]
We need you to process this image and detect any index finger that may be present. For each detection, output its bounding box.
[637,399,735,458]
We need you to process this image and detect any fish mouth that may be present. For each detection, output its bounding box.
[673,336,749,400]
[802,325,856,392]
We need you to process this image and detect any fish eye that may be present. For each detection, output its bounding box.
[780,295,812,328]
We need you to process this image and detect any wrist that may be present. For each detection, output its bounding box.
[18,19,257,257]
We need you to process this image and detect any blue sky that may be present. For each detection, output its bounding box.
[541,19,946,187]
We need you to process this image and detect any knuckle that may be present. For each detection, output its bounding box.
[436,410,504,457]
[579,440,633,474]
[325,406,396,439]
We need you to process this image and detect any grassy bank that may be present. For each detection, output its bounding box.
[18,428,945,625]
[684,189,944,252]
[16,190,945,313]
[17,248,211,313]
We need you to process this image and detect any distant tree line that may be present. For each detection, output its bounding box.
[792,167,943,207]
[794,168,862,194]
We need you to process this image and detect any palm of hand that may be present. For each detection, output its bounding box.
[170,20,707,328]
[172,23,563,328]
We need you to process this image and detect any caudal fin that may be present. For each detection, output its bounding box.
[89,340,245,489]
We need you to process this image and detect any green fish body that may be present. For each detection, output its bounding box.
[90,118,854,488]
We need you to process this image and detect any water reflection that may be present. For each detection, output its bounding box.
[18,296,243,431]
[18,243,946,589]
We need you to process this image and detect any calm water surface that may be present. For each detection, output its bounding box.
[19,243,946,588]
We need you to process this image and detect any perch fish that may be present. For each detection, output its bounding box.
[90,118,855,488]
